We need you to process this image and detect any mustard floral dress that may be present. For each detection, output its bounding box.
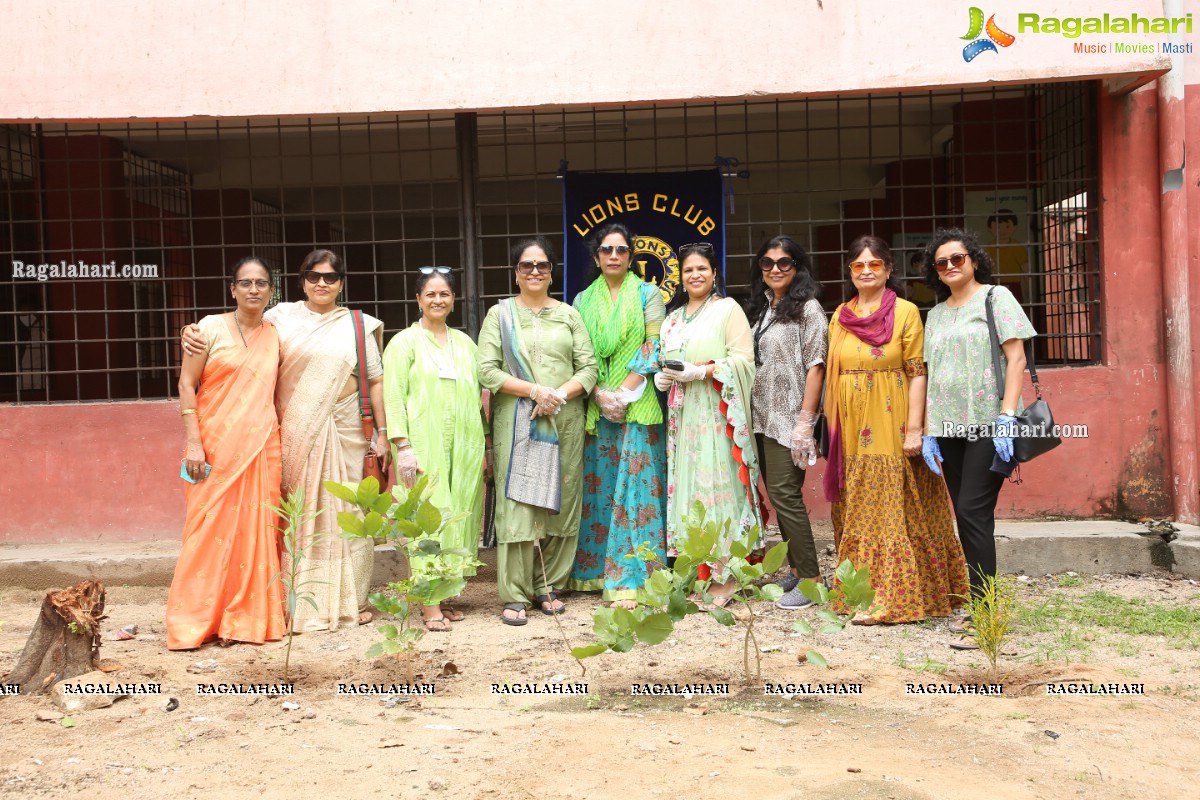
[828,299,969,622]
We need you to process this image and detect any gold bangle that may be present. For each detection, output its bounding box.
[180,409,196,417]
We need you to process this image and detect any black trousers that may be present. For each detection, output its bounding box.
[755,434,820,578]
[937,436,1006,598]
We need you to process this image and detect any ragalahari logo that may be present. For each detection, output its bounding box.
[961,7,1016,61]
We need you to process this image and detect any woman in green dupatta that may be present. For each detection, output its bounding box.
[655,242,762,609]
[477,237,597,626]
[568,223,667,608]
[383,268,487,632]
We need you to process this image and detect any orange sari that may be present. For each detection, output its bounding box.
[166,315,286,650]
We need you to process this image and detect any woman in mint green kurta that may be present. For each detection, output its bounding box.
[477,238,597,626]
[656,243,762,607]
[383,269,486,632]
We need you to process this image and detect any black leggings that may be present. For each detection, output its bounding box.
[938,437,1006,597]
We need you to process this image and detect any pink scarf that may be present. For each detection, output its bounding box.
[822,289,897,502]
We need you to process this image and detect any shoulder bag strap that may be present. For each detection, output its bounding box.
[983,287,1006,399]
[350,309,371,419]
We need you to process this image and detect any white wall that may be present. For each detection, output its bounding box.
[0,0,1180,120]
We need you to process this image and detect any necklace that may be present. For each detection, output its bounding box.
[233,312,260,348]
[683,292,714,324]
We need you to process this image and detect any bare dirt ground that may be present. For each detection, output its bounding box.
[2,539,1198,800]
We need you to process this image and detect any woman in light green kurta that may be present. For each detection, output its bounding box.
[383,268,486,632]
[477,237,597,626]
[655,243,762,608]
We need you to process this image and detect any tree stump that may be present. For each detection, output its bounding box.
[6,580,106,695]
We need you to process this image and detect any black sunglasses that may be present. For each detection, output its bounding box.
[598,244,631,255]
[759,256,796,273]
[303,269,343,285]
[680,242,715,254]
[419,266,452,275]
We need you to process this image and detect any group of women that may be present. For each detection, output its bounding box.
[167,225,1034,651]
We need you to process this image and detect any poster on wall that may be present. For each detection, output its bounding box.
[561,170,725,303]
[964,190,1033,304]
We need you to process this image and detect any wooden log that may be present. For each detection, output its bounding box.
[5,580,106,695]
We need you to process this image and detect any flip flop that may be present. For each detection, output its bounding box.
[500,603,528,627]
[949,635,979,650]
[949,615,974,634]
[533,593,565,616]
[850,614,881,626]
[440,606,465,622]
[422,616,452,633]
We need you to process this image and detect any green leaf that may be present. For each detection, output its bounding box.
[760,584,784,602]
[362,511,385,540]
[323,480,359,505]
[370,493,394,515]
[708,607,736,626]
[609,633,636,653]
[416,502,442,535]
[299,596,319,611]
[799,579,825,604]
[365,642,387,659]
[381,640,405,654]
[426,578,467,605]
[394,519,422,538]
[356,475,381,508]
[648,569,673,596]
[815,609,841,622]
[805,650,829,668]
[398,627,423,643]
[60,715,77,728]
[761,541,788,575]
[378,624,398,639]
[571,644,610,659]
[792,619,814,635]
[415,538,442,554]
[611,605,638,631]
[729,540,749,559]
[820,623,844,635]
[635,612,674,645]
[666,590,690,622]
[336,511,365,536]
[834,558,856,586]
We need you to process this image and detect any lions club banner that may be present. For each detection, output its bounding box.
[562,170,725,302]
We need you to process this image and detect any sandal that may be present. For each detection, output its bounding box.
[949,615,974,634]
[949,635,979,651]
[699,594,734,612]
[850,614,880,626]
[500,603,528,627]
[533,592,566,616]
[607,599,638,610]
[440,606,465,622]
[422,616,452,633]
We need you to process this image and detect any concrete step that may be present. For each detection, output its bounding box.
[1,521,1196,589]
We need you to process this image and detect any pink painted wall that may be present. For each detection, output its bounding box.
[0,402,185,543]
[0,0,1173,121]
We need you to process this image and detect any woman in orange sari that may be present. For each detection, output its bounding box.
[167,257,286,650]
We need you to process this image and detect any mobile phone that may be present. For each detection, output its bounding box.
[662,359,685,371]
[180,460,212,484]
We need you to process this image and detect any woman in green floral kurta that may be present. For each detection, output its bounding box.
[656,243,762,608]
[383,269,486,632]
[477,237,597,626]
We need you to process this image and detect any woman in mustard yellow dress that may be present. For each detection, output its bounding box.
[822,235,968,624]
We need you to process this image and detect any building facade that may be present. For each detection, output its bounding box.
[1,1,1197,541]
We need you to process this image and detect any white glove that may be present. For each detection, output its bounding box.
[396,448,421,487]
[661,362,708,383]
[593,389,628,424]
[653,372,673,392]
[790,410,818,468]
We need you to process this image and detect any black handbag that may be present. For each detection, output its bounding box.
[984,288,1062,463]
[813,384,830,460]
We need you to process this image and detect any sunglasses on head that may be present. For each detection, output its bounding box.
[516,259,553,275]
[849,259,886,274]
[419,266,451,275]
[598,244,631,256]
[933,252,970,272]
[680,242,715,254]
[303,269,342,285]
[759,256,796,273]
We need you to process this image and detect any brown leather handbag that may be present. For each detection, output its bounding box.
[351,310,393,491]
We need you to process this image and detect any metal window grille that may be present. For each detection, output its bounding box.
[0,82,1100,403]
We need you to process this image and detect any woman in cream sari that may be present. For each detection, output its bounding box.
[183,249,389,633]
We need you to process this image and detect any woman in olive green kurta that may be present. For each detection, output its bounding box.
[382,269,486,632]
[477,237,597,626]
